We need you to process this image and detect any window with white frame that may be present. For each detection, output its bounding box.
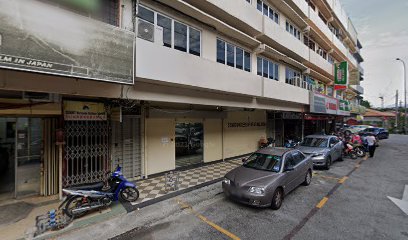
[256,0,279,24]
[286,21,301,40]
[246,0,251,3]
[257,57,279,80]
[317,46,327,60]
[328,54,335,64]
[217,39,251,72]
[285,67,304,87]
[138,5,201,56]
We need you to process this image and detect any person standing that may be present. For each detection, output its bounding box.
[366,133,377,158]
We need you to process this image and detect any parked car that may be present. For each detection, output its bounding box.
[343,125,373,135]
[222,148,313,210]
[360,127,389,140]
[296,135,343,170]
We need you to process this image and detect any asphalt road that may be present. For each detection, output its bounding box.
[61,135,408,240]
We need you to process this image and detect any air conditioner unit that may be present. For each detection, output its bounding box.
[137,18,154,42]
[23,92,60,102]
[154,26,164,45]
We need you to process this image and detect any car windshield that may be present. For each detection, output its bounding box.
[301,138,328,148]
[243,153,282,172]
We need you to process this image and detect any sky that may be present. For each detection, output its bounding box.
[340,0,408,108]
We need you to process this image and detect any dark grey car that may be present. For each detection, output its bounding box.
[296,135,343,170]
[222,148,313,210]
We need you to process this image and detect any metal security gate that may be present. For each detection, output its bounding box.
[63,120,110,187]
[111,116,142,179]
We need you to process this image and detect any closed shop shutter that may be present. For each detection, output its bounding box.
[112,116,142,179]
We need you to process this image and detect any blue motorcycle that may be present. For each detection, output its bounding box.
[60,165,139,218]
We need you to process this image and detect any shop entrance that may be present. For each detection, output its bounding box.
[0,118,42,200]
[175,123,203,168]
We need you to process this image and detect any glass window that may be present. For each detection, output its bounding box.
[284,154,295,169]
[189,28,201,56]
[174,22,187,52]
[244,153,282,172]
[257,57,263,76]
[257,0,262,12]
[227,43,235,67]
[262,58,268,77]
[236,47,244,70]
[268,61,274,80]
[157,14,172,48]
[292,151,305,165]
[263,3,268,16]
[138,6,154,23]
[274,64,279,80]
[274,12,279,24]
[217,39,225,64]
[286,22,289,31]
[244,52,251,72]
[269,8,274,21]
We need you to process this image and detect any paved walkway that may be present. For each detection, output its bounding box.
[132,159,242,206]
[1,158,244,239]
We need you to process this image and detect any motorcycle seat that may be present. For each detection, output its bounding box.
[69,182,105,191]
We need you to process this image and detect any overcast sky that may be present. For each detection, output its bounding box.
[340,0,408,107]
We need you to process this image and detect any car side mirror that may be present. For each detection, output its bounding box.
[330,144,334,148]
[284,166,294,172]
[242,157,247,163]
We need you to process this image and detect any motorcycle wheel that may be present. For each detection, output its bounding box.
[350,151,358,160]
[356,148,365,158]
[64,196,87,219]
[120,187,140,202]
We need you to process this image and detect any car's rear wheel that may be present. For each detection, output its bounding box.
[302,170,312,186]
[324,157,331,170]
[271,188,283,210]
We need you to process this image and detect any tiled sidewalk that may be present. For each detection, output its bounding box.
[131,158,242,206]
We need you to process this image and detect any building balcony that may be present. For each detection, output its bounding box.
[136,38,263,97]
[350,85,364,95]
[261,16,309,61]
[183,0,263,37]
[284,0,309,18]
[309,50,334,76]
[308,8,333,42]
[263,79,310,105]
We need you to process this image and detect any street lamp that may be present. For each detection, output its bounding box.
[396,58,407,134]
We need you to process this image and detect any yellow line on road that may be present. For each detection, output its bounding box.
[317,175,342,181]
[316,197,329,209]
[338,176,348,184]
[355,164,361,168]
[176,198,241,240]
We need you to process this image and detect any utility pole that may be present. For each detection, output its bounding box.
[396,90,399,129]
[379,96,384,109]
[396,58,407,134]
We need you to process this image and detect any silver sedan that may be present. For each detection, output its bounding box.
[296,135,344,170]
[222,147,313,210]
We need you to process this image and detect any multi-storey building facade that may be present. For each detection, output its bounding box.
[0,0,365,199]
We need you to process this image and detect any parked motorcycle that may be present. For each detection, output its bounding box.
[343,142,357,159]
[352,143,366,158]
[284,138,300,148]
[60,165,139,218]
[259,137,275,149]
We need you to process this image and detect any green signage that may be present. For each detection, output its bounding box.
[335,61,348,85]
[339,100,350,111]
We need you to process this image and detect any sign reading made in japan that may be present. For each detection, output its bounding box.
[310,92,338,115]
[0,0,134,84]
[64,101,107,121]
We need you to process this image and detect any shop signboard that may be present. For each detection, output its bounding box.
[64,101,107,121]
[310,92,338,115]
[338,100,351,116]
[0,0,134,84]
[334,61,348,90]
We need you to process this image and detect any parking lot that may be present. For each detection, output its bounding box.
[60,135,408,240]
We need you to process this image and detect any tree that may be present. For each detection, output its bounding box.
[360,100,372,108]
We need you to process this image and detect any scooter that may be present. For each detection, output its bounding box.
[343,142,357,159]
[59,165,139,218]
[284,138,300,148]
[259,137,275,149]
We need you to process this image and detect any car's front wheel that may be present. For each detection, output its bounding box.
[271,188,283,210]
[302,170,312,186]
[324,156,331,170]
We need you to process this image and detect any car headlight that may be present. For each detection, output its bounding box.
[223,178,231,185]
[248,187,265,195]
[312,153,325,159]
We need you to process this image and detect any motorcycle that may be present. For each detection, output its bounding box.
[259,137,275,149]
[343,142,357,159]
[352,143,366,158]
[284,138,300,148]
[59,165,139,218]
